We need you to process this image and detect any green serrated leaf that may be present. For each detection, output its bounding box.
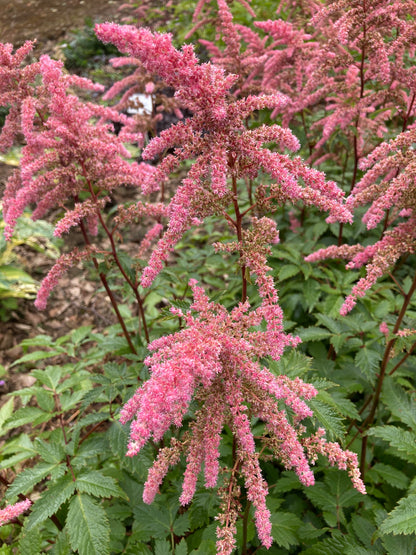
[0,397,14,434]
[380,495,416,535]
[368,463,409,490]
[26,473,76,530]
[351,514,376,548]
[34,438,65,464]
[50,529,72,555]
[301,532,360,554]
[355,347,382,380]
[270,350,312,379]
[304,487,340,527]
[60,389,87,411]
[18,521,42,555]
[133,503,171,539]
[12,349,64,366]
[175,539,188,555]
[6,462,65,499]
[154,540,171,555]
[381,529,416,555]
[271,512,301,549]
[316,314,343,334]
[67,493,110,555]
[329,390,360,420]
[308,398,345,439]
[32,366,64,391]
[278,264,300,281]
[382,379,416,429]
[0,434,36,469]
[35,387,55,412]
[19,335,54,349]
[76,471,128,500]
[367,426,416,463]
[4,407,52,431]
[298,327,332,342]
[71,326,93,345]
[173,513,190,536]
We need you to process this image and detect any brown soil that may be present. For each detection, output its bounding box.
[0,0,122,48]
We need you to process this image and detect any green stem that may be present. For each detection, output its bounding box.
[241,500,251,555]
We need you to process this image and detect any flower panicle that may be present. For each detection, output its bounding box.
[0,499,32,527]
[120,279,365,552]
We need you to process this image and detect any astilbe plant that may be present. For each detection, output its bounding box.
[302,1,416,328]
[0,39,163,347]
[188,0,321,119]
[302,1,416,482]
[305,128,416,316]
[305,115,416,476]
[3,2,416,552]
[95,22,364,553]
[298,0,416,173]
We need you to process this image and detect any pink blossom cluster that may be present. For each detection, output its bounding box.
[0,13,374,552]
[96,23,352,291]
[34,246,99,310]
[0,499,32,527]
[0,42,158,308]
[102,54,184,137]
[1,52,145,239]
[119,279,364,553]
[303,1,416,310]
[303,428,366,494]
[303,0,416,159]
[189,0,322,123]
[306,126,416,314]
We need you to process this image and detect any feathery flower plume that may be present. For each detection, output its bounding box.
[0,499,32,527]
[306,123,416,314]
[96,23,352,291]
[0,42,157,308]
[95,23,364,551]
[281,0,416,166]
[119,278,364,553]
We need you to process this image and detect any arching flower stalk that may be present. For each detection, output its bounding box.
[305,101,416,479]
[120,277,365,554]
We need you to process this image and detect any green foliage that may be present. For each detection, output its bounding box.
[2,201,415,554]
[67,494,110,555]
[1,0,416,553]
[0,204,60,319]
[62,19,119,72]
[380,495,416,536]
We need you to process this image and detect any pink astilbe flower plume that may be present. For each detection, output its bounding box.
[277,0,416,167]
[96,23,352,291]
[306,124,416,314]
[0,42,157,309]
[0,499,32,527]
[119,277,365,553]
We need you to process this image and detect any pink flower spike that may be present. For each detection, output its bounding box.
[0,499,32,527]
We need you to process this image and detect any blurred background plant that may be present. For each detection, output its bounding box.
[0,203,60,321]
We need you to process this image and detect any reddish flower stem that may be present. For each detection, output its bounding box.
[360,271,416,476]
[80,162,150,344]
[79,220,138,355]
[338,2,367,246]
